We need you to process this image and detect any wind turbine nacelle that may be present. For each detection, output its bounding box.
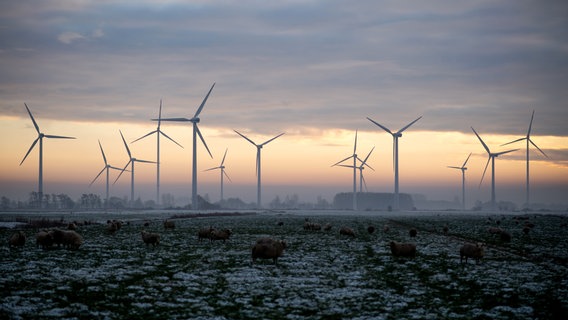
[394,133,402,138]
[191,117,200,123]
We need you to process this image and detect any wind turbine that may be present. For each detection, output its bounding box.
[337,146,375,193]
[156,83,215,210]
[89,140,125,208]
[20,103,76,208]
[331,130,360,210]
[114,130,156,205]
[501,110,548,209]
[471,127,518,210]
[234,130,285,209]
[447,153,471,210]
[204,148,231,202]
[367,116,422,210]
[133,99,183,206]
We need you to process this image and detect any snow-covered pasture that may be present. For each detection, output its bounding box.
[1,211,567,319]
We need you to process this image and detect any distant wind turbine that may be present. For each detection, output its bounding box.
[331,130,360,210]
[204,148,231,202]
[471,127,518,210]
[234,130,285,209]
[501,110,548,208]
[90,140,125,208]
[337,146,375,193]
[20,103,76,208]
[367,116,422,210]
[133,99,183,206]
[114,130,156,205]
[447,153,471,210]
[156,83,215,210]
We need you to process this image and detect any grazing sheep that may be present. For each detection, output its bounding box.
[198,227,214,242]
[460,243,484,264]
[367,226,376,234]
[500,230,512,242]
[143,221,150,227]
[251,238,287,264]
[210,229,232,242]
[277,221,284,226]
[442,226,449,234]
[323,223,332,231]
[383,225,390,233]
[409,228,417,237]
[36,230,54,249]
[62,230,83,250]
[339,227,355,237]
[389,241,416,257]
[163,220,175,229]
[488,227,503,235]
[522,226,531,235]
[107,221,119,234]
[303,222,321,231]
[141,231,160,247]
[8,231,26,248]
[50,229,66,248]
[67,222,77,230]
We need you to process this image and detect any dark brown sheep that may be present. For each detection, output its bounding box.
[62,230,83,250]
[36,230,54,249]
[141,230,160,247]
[323,223,332,231]
[499,230,512,242]
[339,227,355,237]
[409,228,417,237]
[251,238,287,264]
[8,231,26,248]
[367,226,376,234]
[389,241,416,257]
[198,227,214,242]
[460,243,484,264]
[163,220,175,229]
[488,227,503,235]
[210,229,232,242]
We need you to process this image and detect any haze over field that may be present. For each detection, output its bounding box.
[1,1,567,208]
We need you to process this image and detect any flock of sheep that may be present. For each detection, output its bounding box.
[6,214,537,266]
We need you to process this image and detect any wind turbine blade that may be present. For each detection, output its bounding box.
[135,159,157,164]
[261,132,285,146]
[479,157,491,188]
[361,146,375,165]
[119,130,132,158]
[157,99,163,128]
[204,166,221,172]
[495,149,519,157]
[529,139,549,158]
[471,127,491,154]
[44,134,75,139]
[527,110,535,136]
[447,166,462,170]
[160,131,183,148]
[501,137,526,147]
[221,148,228,166]
[155,117,191,122]
[462,152,472,168]
[24,103,40,134]
[132,130,157,143]
[20,137,39,165]
[362,173,368,192]
[332,155,353,167]
[196,125,213,158]
[89,167,106,186]
[337,164,356,169]
[353,130,358,155]
[194,83,216,118]
[234,130,258,146]
[113,161,131,184]
[367,117,393,134]
[397,116,422,134]
[109,166,124,171]
[223,170,232,182]
[98,140,108,166]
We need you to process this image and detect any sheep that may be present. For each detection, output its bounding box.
[8,231,26,248]
[323,223,332,231]
[499,230,512,242]
[460,243,484,264]
[303,222,321,231]
[389,241,416,257]
[67,222,77,230]
[163,220,175,229]
[383,225,390,233]
[409,228,417,237]
[488,227,503,235]
[107,221,119,234]
[442,225,449,234]
[522,226,531,235]
[339,227,355,237]
[276,221,284,226]
[50,229,66,248]
[210,229,232,242]
[198,227,214,242]
[141,230,160,247]
[62,230,83,250]
[251,238,287,264]
[367,226,376,234]
[36,230,54,249]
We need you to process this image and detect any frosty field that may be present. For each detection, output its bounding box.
[1,210,567,319]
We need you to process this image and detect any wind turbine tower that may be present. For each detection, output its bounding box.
[20,103,76,208]
[367,116,422,211]
[234,130,285,209]
[338,146,375,193]
[447,153,471,210]
[471,127,518,210]
[156,84,215,210]
[501,110,548,209]
[205,148,231,202]
[90,140,124,208]
[133,99,183,206]
[114,130,156,205]
[331,130,363,210]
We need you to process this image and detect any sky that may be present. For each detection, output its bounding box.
[1,0,567,208]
